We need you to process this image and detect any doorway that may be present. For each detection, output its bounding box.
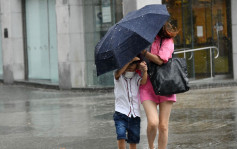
[25,0,58,82]
[163,0,232,80]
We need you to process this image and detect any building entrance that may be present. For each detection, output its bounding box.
[163,0,232,80]
[25,0,58,82]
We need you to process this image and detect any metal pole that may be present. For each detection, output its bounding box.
[112,0,115,24]
[190,0,195,78]
[181,0,185,48]
[184,49,186,58]
[21,0,29,80]
[210,48,213,77]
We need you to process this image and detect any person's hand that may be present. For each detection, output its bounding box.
[129,57,140,64]
[139,61,147,72]
[132,57,140,62]
[141,50,147,55]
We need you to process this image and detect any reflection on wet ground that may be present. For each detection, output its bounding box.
[169,88,237,149]
[0,85,236,149]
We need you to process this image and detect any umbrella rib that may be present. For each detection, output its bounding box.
[119,13,169,25]
[114,32,150,68]
[118,14,169,43]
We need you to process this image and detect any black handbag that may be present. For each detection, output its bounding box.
[147,39,189,95]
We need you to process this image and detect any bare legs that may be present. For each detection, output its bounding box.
[142,100,158,149]
[142,100,173,149]
[158,101,173,149]
[117,140,137,149]
[117,140,126,149]
[129,143,136,149]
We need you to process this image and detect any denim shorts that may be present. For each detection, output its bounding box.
[113,111,141,144]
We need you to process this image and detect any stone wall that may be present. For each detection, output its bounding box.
[56,0,86,88]
[0,0,25,83]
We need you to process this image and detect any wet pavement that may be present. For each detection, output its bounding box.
[0,85,236,149]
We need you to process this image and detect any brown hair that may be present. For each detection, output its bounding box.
[158,22,179,38]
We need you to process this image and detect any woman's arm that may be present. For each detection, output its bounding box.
[141,50,164,65]
[140,71,147,85]
[142,38,174,65]
[139,61,148,85]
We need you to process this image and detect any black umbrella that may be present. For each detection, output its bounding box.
[95,4,170,76]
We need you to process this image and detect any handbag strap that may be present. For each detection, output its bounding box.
[160,38,175,58]
[160,38,162,48]
[144,37,175,61]
[160,38,174,58]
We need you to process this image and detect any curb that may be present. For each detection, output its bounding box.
[1,79,237,92]
[189,80,237,89]
[13,80,114,93]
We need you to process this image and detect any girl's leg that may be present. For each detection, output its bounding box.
[142,100,158,149]
[117,139,126,149]
[158,101,173,149]
[129,143,136,149]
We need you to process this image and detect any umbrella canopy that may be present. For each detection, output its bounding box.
[95,4,170,76]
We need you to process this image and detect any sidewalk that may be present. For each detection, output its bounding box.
[0,84,236,149]
[13,78,237,92]
[189,78,237,89]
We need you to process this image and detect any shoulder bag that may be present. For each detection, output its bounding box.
[148,38,190,95]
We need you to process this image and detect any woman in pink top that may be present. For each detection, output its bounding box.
[140,22,179,149]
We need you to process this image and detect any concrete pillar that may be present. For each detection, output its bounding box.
[123,0,162,15]
[0,0,25,84]
[56,0,86,89]
[232,0,237,80]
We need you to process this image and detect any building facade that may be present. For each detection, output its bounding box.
[0,0,236,89]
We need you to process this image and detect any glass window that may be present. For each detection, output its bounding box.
[25,0,58,82]
[163,0,232,80]
[83,0,123,87]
